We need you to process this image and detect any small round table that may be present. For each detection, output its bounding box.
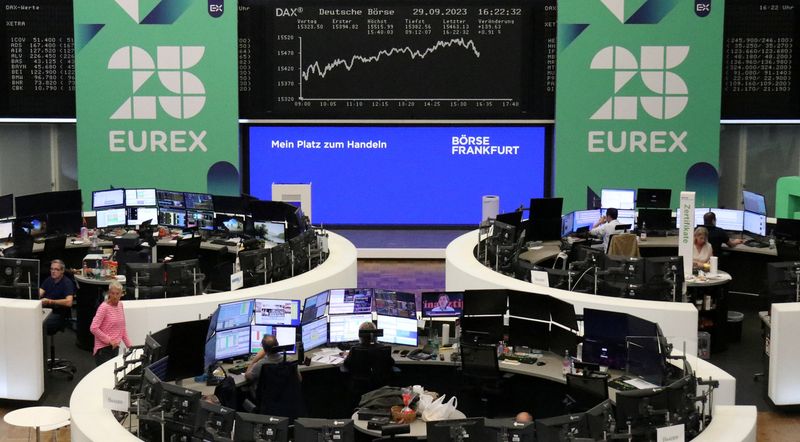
[351,412,428,439]
[3,406,70,442]
[685,270,732,287]
[686,270,733,354]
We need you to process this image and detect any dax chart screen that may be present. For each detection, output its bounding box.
[238,0,556,118]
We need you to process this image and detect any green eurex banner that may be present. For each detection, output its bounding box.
[73,0,239,209]
[555,0,725,211]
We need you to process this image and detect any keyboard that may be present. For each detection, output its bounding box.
[228,365,247,375]
[744,239,769,248]
[210,239,238,246]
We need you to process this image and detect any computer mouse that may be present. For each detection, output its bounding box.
[536,361,546,366]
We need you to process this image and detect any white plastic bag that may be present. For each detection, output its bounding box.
[417,393,434,413]
[421,395,465,421]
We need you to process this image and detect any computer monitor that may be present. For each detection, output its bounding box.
[92,189,125,209]
[744,211,767,237]
[602,208,635,226]
[301,316,329,351]
[254,220,286,243]
[212,194,246,215]
[743,190,767,215]
[463,289,507,316]
[46,211,82,235]
[0,257,39,299]
[636,188,672,209]
[376,315,418,346]
[215,214,245,234]
[615,387,670,429]
[96,208,126,228]
[294,418,353,442]
[601,188,635,210]
[573,209,601,231]
[774,218,800,241]
[187,210,215,230]
[233,413,289,442]
[374,290,416,319]
[158,208,187,228]
[0,194,13,219]
[529,197,563,218]
[301,291,329,324]
[328,288,373,315]
[582,309,630,369]
[216,299,255,331]
[251,325,296,354]
[507,317,549,351]
[549,325,578,356]
[507,290,548,321]
[496,211,523,229]
[585,400,614,440]
[254,299,301,326]
[158,382,202,426]
[561,212,575,237]
[766,261,800,302]
[157,189,186,209]
[328,313,372,343]
[140,366,164,407]
[676,207,710,229]
[535,413,590,442]
[427,418,485,442]
[125,188,157,207]
[549,296,579,331]
[212,326,251,361]
[126,207,159,228]
[15,216,46,238]
[165,318,209,382]
[195,402,236,441]
[421,291,463,318]
[0,220,12,241]
[484,419,535,442]
[637,209,673,231]
[626,335,668,386]
[460,316,504,344]
[712,209,744,231]
[184,192,214,211]
[527,197,564,241]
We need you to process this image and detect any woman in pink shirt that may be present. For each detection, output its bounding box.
[90,281,132,366]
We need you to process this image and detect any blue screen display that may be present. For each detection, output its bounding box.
[249,126,546,224]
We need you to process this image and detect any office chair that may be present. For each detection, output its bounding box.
[607,233,640,257]
[459,342,508,417]
[46,310,77,381]
[171,235,202,262]
[270,243,292,282]
[564,373,609,413]
[249,361,306,419]
[3,229,34,259]
[342,345,396,408]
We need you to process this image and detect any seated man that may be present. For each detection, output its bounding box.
[703,212,743,255]
[343,321,395,373]
[515,411,533,423]
[245,334,301,398]
[590,208,620,252]
[40,259,75,335]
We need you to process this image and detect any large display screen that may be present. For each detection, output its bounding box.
[249,126,546,224]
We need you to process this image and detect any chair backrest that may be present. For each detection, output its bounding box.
[460,342,499,380]
[607,233,640,257]
[43,235,67,257]
[173,236,202,261]
[565,373,609,411]
[347,345,394,386]
[256,361,305,418]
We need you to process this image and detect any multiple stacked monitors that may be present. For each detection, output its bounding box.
[601,189,635,210]
[92,189,125,209]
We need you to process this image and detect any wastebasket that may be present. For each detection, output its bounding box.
[727,310,744,343]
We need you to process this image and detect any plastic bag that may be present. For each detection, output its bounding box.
[421,395,465,421]
[417,393,434,413]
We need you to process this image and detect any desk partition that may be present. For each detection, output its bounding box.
[0,298,44,400]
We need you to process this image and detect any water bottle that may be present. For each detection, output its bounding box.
[562,350,571,375]
[431,332,440,358]
[640,222,647,240]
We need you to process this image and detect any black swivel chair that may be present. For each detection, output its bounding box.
[251,361,306,419]
[3,227,34,259]
[343,344,396,408]
[172,236,202,262]
[565,373,609,413]
[459,342,508,417]
[46,309,77,380]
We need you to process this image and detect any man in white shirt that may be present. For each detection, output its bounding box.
[590,208,620,252]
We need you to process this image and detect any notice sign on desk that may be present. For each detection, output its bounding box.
[657,424,685,442]
[103,388,130,412]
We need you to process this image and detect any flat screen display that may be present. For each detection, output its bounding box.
[216,215,244,233]
[158,209,187,228]
[216,300,254,332]
[328,288,373,315]
[213,327,251,361]
[329,314,373,343]
[249,126,546,224]
[254,221,286,244]
[602,208,635,226]
[561,213,574,237]
[0,194,13,219]
[374,290,416,319]
[254,299,301,326]
[185,192,214,211]
[0,220,13,240]
[601,189,635,210]
[302,317,329,351]
[421,291,464,318]
[377,315,418,346]
[92,189,125,209]
[675,207,709,228]
[573,209,601,231]
[713,209,744,231]
[744,211,767,236]
[743,190,767,215]
[302,291,329,325]
[127,207,159,227]
[250,325,296,354]
[187,211,215,230]
[96,208,127,228]
[157,190,186,209]
[125,189,157,207]
[636,188,672,209]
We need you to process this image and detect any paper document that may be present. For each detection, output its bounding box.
[312,354,344,365]
[623,377,660,389]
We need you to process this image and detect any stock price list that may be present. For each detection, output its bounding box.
[722,0,799,119]
[238,0,555,119]
[1,0,75,118]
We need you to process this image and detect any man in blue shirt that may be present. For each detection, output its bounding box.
[39,259,75,334]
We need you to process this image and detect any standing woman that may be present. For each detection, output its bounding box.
[90,281,132,366]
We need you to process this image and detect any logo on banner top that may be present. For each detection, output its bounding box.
[590,45,689,120]
[108,45,206,120]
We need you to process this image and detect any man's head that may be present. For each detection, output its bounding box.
[704,212,716,226]
[49,259,66,282]
[515,411,533,423]
[606,208,618,220]
[437,293,450,309]
[358,321,377,344]
[261,334,278,354]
